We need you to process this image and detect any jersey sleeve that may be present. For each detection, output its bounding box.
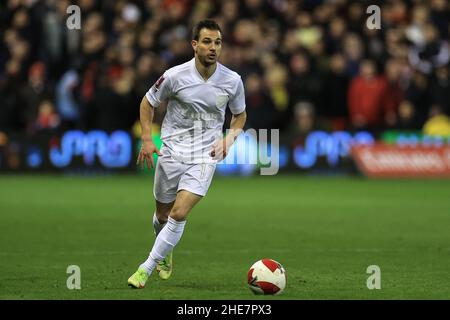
[145,72,172,108]
[228,77,246,114]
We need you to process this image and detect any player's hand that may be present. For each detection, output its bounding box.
[210,135,234,160]
[137,138,162,169]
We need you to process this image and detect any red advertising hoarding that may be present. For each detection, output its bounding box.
[351,143,450,178]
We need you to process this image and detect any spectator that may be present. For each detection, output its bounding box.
[430,0,449,39]
[429,65,450,115]
[325,17,347,54]
[381,58,405,128]
[395,100,421,130]
[35,100,60,131]
[423,105,450,136]
[18,61,52,134]
[293,101,316,136]
[408,24,450,74]
[264,63,290,130]
[320,53,350,130]
[405,70,431,126]
[287,52,321,118]
[342,33,364,77]
[244,72,275,130]
[55,69,81,130]
[348,60,386,131]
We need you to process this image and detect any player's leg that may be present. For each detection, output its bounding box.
[151,154,178,235]
[142,163,215,281]
[128,155,179,288]
[169,190,203,221]
[154,199,174,279]
[128,162,215,288]
[139,190,202,278]
[153,200,174,235]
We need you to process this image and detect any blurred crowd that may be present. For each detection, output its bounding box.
[1,0,450,138]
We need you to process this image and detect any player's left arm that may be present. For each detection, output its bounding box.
[211,76,247,160]
[227,110,247,142]
[211,110,247,160]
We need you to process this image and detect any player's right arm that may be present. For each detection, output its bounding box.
[137,97,162,169]
[137,72,172,169]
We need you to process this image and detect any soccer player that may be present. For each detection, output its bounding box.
[127,19,247,288]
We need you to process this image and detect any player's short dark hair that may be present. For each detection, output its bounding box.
[192,19,222,41]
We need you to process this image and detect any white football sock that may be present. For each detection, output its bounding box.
[153,212,166,236]
[140,217,186,275]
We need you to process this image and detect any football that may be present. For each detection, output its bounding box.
[247,259,286,295]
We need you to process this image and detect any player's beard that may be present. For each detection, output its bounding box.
[199,53,217,67]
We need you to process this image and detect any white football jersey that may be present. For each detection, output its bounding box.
[146,58,246,164]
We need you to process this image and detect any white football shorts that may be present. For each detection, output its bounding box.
[153,153,216,203]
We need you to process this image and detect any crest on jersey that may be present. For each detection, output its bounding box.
[154,75,165,91]
[216,95,229,110]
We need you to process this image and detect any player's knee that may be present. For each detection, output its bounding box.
[169,207,188,221]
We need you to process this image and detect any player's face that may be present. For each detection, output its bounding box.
[192,28,222,66]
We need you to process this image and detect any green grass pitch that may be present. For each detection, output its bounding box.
[0,175,449,299]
